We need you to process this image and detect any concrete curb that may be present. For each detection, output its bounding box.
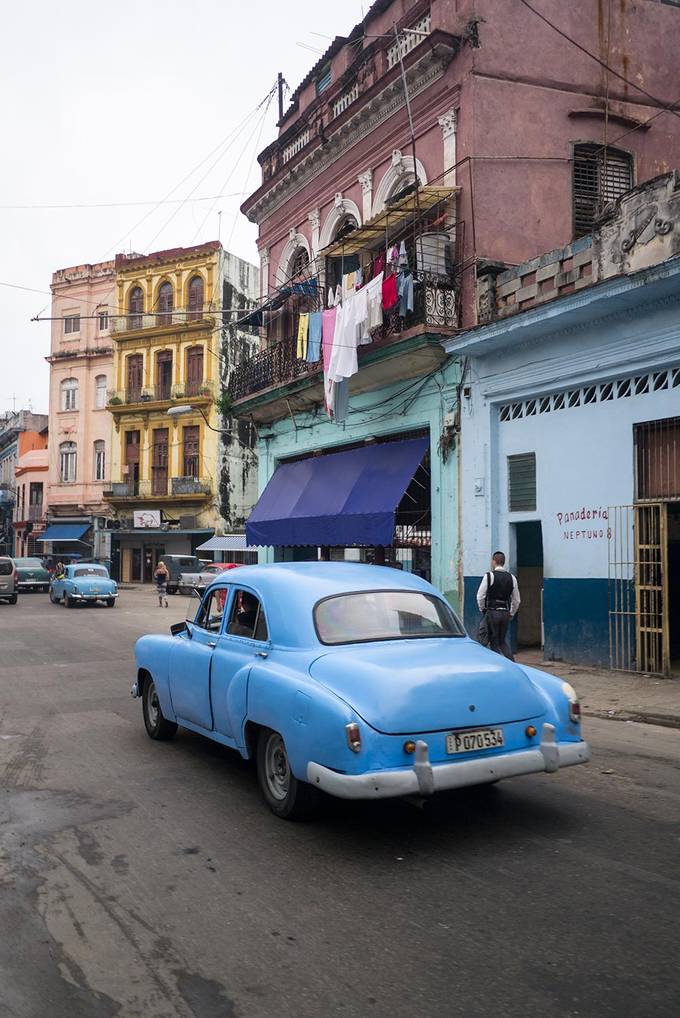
[584,709,680,730]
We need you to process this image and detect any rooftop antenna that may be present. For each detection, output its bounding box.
[277,72,285,122]
[217,209,222,245]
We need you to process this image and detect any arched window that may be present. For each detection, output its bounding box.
[128,286,144,329]
[331,214,358,243]
[157,281,173,326]
[60,377,78,411]
[59,442,77,483]
[291,247,310,279]
[94,374,107,409]
[326,216,359,291]
[93,440,106,482]
[187,275,204,321]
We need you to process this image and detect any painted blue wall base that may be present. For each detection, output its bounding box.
[464,575,610,667]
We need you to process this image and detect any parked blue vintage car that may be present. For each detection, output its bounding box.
[132,562,590,819]
[50,563,118,608]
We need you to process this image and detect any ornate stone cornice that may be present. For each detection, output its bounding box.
[245,48,451,226]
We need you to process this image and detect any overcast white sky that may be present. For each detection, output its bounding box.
[0,0,367,414]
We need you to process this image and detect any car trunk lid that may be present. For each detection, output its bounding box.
[309,639,545,734]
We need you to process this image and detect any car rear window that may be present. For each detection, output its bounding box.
[15,558,42,567]
[74,567,108,577]
[0,560,13,576]
[314,590,465,645]
[176,557,198,568]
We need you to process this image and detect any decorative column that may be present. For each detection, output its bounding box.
[358,170,373,221]
[308,209,320,257]
[438,109,457,185]
[259,247,270,300]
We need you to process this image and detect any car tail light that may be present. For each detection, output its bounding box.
[562,682,581,724]
[345,723,362,753]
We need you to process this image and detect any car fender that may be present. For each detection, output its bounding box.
[518,664,582,739]
[135,634,177,721]
[244,665,358,779]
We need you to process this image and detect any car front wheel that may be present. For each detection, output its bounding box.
[106,598,116,608]
[65,595,76,608]
[256,728,320,820]
[9,594,17,605]
[142,676,178,740]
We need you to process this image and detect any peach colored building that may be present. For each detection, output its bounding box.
[46,260,115,560]
[13,432,49,557]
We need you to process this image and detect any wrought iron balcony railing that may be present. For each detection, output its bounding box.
[105,477,212,499]
[107,380,216,408]
[110,307,211,333]
[229,273,457,403]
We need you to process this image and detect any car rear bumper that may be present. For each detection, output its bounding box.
[70,591,118,601]
[17,580,48,588]
[306,724,590,800]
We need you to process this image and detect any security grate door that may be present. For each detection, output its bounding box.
[608,503,669,675]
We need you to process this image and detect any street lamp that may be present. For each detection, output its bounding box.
[166,404,255,449]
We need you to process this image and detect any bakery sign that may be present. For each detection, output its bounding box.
[133,510,161,529]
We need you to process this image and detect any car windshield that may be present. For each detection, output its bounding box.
[315,590,465,645]
[15,558,43,567]
[73,567,108,577]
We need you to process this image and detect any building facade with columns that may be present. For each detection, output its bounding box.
[105,242,258,584]
[232,0,680,610]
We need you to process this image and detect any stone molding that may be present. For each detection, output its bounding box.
[245,49,449,225]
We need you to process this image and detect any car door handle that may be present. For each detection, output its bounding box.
[255,650,268,658]
[207,641,217,648]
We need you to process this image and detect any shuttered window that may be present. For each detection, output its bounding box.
[634,416,680,500]
[508,453,536,512]
[573,144,633,238]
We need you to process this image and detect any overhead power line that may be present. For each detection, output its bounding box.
[0,192,245,211]
[516,0,680,120]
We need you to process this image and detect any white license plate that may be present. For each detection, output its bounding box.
[446,728,504,754]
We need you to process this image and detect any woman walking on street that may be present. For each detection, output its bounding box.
[154,560,169,607]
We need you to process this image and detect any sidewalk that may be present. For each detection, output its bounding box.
[516,650,680,729]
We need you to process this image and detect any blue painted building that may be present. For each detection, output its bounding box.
[446,172,680,674]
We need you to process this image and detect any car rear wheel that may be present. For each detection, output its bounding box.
[8,594,17,605]
[142,676,178,740]
[256,728,320,820]
[49,589,60,604]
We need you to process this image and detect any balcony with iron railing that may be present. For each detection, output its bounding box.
[230,272,458,425]
[14,503,44,524]
[110,306,213,334]
[104,477,213,503]
[107,379,217,411]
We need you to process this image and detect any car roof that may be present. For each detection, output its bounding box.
[208,562,441,648]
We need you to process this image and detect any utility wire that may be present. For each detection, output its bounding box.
[516,0,680,120]
[0,193,245,212]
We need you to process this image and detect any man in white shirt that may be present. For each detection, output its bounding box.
[476,551,521,661]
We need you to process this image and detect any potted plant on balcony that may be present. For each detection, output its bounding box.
[109,395,123,405]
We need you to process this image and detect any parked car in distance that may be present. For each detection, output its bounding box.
[177,562,242,596]
[160,555,202,595]
[132,562,590,820]
[0,557,18,604]
[50,563,118,608]
[12,556,50,592]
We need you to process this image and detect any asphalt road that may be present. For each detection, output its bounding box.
[1,589,679,1018]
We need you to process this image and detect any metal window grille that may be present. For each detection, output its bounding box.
[573,143,633,238]
[508,453,537,512]
[634,416,680,501]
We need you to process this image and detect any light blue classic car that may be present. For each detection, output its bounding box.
[50,563,118,608]
[132,563,590,819]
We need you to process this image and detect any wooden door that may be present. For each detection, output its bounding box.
[152,429,169,496]
[126,355,143,401]
[186,347,204,396]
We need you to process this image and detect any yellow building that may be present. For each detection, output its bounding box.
[106,241,258,584]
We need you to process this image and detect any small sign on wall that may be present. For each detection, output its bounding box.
[133,510,161,529]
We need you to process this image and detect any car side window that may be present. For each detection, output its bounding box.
[194,589,225,634]
[227,589,268,641]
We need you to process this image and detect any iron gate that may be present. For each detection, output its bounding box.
[608,503,670,675]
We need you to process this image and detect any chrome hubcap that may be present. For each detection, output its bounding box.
[265,734,290,801]
[146,682,160,727]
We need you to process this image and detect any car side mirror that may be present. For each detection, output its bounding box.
[171,620,190,637]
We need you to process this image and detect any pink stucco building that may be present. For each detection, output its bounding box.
[46,260,115,559]
[243,0,680,328]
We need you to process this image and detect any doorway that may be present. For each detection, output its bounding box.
[513,521,544,648]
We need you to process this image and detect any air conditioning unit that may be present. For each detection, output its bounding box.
[179,515,196,529]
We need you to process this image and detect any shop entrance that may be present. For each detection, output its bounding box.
[513,521,544,648]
